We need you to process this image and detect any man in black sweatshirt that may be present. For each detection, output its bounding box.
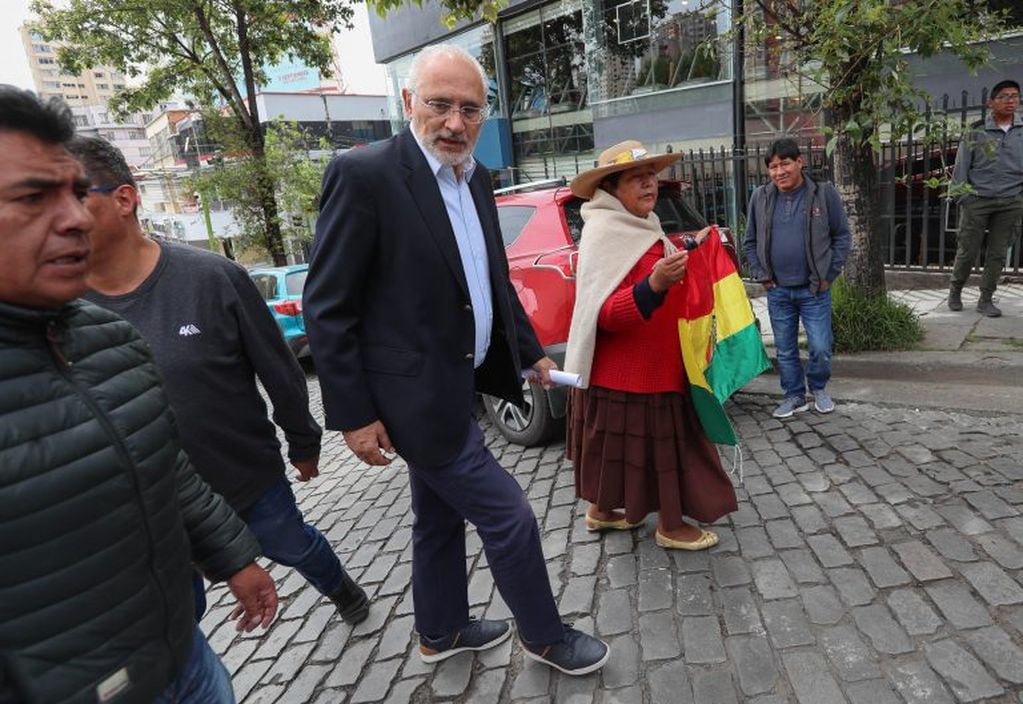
[70,136,369,625]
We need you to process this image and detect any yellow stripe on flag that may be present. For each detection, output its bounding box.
[711,271,756,340]
[678,314,713,392]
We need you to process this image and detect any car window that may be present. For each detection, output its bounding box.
[654,190,706,233]
[496,205,536,247]
[566,190,704,243]
[252,274,278,301]
[564,199,584,243]
[286,270,307,296]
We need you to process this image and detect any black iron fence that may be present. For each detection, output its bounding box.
[665,91,1022,275]
[506,90,1022,275]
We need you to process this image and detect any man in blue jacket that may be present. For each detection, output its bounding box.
[743,138,852,419]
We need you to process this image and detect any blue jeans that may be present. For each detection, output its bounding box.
[155,626,234,703]
[242,477,345,595]
[767,285,833,398]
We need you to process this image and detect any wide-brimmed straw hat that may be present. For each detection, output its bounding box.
[569,140,683,199]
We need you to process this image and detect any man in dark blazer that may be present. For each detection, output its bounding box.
[303,45,609,676]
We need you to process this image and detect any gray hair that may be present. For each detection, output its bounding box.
[407,44,488,99]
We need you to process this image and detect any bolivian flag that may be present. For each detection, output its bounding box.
[678,227,770,445]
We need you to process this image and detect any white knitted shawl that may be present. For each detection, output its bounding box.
[564,188,678,388]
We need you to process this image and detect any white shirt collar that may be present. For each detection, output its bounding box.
[410,126,476,182]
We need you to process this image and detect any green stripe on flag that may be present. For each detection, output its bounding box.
[705,322,772,402]
[689,385,736,445]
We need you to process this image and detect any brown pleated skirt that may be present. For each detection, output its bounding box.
[566,386,738,526]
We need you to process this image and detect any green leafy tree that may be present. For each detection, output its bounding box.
[368,0,503,25]
[32,0,354,265]
[190,118,330,257]
[726,0,1011,296]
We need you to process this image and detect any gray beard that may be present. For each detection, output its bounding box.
[412,119,474,167]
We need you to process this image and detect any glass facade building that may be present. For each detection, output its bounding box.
[372,0,736,180]
[370,0,1022,182]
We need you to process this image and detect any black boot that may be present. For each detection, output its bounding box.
[976,293,1002,317]
[947,284,963,311]
[328,573,369,624]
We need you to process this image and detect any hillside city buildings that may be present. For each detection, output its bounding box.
[18,22,391,260]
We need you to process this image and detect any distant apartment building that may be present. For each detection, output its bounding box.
[136,92,391,248]
[21,24,126,106]
[144,105,193,172]
[69,104,153,168]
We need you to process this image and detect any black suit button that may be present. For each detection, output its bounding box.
[464,303,472,311]
[465,353,474,360]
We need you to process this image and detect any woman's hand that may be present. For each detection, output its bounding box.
[649,249,689,293]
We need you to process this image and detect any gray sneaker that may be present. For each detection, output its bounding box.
[813,390,835,413]
[773,396,809,419]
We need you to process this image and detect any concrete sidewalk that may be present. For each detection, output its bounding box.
[744,283,1023,414]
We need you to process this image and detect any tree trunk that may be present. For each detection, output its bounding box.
[831,133,886,297]
[235,0,287,266]
[254,152,287,266]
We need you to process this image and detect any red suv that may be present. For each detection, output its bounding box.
[485,178,738,446]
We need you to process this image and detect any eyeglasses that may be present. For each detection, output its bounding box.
[88,185,121,194]
[412,91,489,124]
[992,93,1020,102]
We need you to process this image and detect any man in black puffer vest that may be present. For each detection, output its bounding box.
[0,87,278,703]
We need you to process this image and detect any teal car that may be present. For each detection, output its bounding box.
[249,264,310,358]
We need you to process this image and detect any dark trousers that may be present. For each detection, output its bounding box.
[950,194,1023,295]
[408,421,563,646]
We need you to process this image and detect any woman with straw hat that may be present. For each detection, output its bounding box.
[563,140,738,550]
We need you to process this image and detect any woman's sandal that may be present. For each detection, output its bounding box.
[584,513,642,532]
[654,529,719,551]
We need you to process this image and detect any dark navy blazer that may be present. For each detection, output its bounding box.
[303,129,544,467]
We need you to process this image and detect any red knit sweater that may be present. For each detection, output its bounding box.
[589,241,687,393]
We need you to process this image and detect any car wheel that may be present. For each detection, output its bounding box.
[483,381,561,446]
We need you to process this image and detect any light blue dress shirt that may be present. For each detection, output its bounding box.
[412,130,493,368]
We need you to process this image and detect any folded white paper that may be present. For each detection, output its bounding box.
[522,369,583,388]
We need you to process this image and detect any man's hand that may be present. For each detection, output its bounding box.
[343,421,395,466]
[227,563,278,632]
[649,249,689,293]
[290,456,320,482]
[760,280,776,290]
[819,279,831,292]
[529,357,559,389]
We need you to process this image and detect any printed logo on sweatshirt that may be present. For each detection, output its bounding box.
[178,323,202,336]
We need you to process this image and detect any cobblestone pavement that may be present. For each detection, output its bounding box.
[203,380,1023,703]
